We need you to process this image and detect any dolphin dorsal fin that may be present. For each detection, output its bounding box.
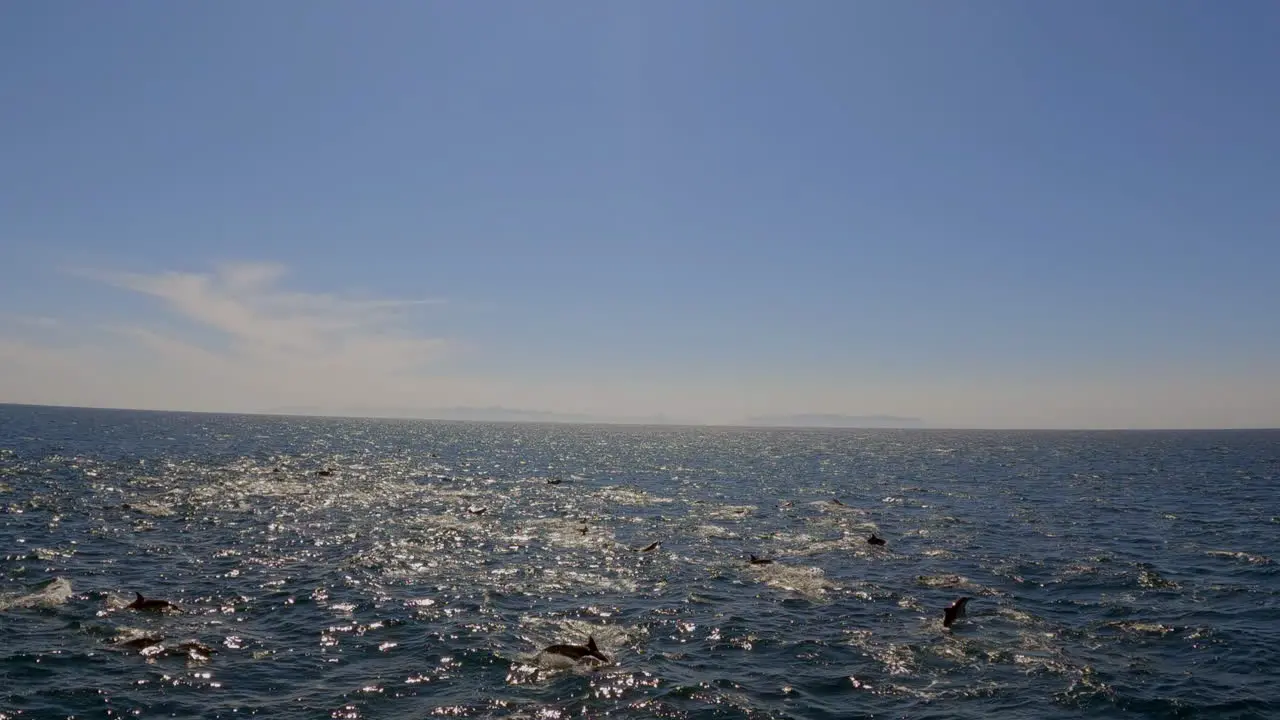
[135,592,145,602]
[587,636,598,651]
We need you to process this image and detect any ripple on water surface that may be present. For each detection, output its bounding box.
[2,408,1279,718]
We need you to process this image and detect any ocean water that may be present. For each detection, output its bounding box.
[1,405,1277,720]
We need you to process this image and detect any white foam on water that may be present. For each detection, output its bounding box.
[0,576,73,610]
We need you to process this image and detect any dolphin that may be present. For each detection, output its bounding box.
[943,597,970,628]
[541,635,609,664]
[749,554,774,565]
[126,592,174,612]
[867,534,886,546]
[638,541,660,552]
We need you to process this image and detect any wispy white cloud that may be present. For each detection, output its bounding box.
[71,263,446,364]
[12,262,459,411]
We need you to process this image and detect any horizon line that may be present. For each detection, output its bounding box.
[1,401,1277,433]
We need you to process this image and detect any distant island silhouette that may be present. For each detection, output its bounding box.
[259,406,925,428]
[741,413,925,428]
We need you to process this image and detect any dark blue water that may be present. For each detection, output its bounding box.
[1,404,1277,719]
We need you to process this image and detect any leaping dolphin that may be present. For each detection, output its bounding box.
[540,635,609,664]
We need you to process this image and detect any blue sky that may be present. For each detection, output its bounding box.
[2,1,1278,428]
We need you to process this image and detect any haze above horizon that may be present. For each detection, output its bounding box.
[3,2,1278,430]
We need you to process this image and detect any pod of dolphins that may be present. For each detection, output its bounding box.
[742,527,971,633]
[117,495,972,668]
